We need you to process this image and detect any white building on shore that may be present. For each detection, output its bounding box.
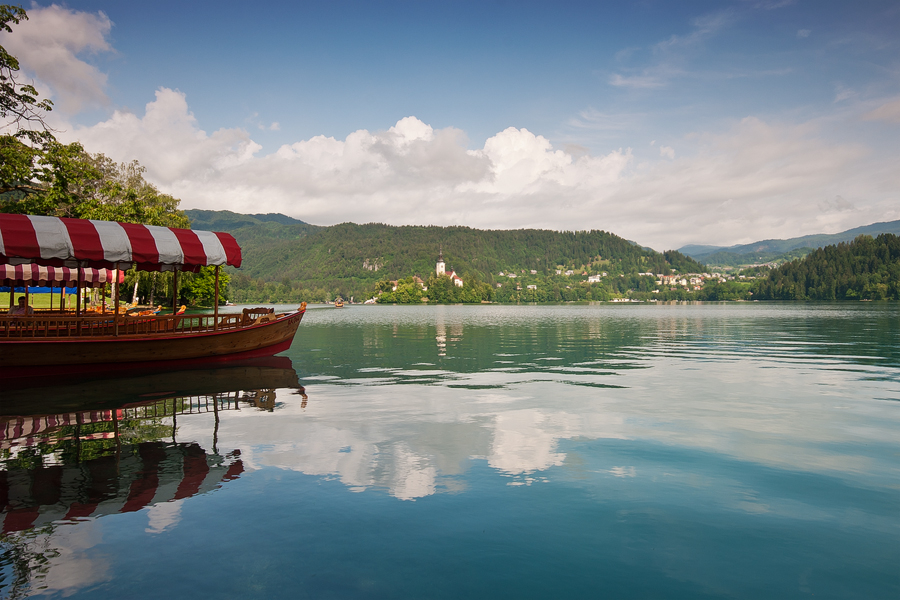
[436,247,463,287]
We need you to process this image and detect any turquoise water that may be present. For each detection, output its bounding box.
[2,303,899,598]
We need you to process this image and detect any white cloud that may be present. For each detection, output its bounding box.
[834,85,856,103]
[797,29,811,38]
[863,98,900,123]
[62,89,900,249]
[608,116,900,247]
[608,73,667,89]
[750,0,796,9]
[608,9,799,91]
[2,3,113,113]
[567,109,642,136]
[608,10,733,90]
[255,119,281,131]
[818,195,856,213]
[656,11,734,54]
[71,88,262,183]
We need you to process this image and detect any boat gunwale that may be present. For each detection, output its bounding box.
[0,308,305,343]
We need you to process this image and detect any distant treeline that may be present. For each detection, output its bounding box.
[693,247,813,268]
[752,234,900,300]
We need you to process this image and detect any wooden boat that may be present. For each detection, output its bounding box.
[0,214,306,376]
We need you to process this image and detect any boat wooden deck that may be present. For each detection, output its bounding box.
[0,307,278,339]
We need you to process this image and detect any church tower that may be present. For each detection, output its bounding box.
[436,246,446,277]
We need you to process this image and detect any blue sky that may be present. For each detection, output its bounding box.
[4,0,900,249]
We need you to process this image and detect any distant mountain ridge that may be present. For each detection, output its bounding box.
[187,209,311,231]
[679,219,900,266]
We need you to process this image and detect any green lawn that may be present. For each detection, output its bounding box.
[1,291,110,309]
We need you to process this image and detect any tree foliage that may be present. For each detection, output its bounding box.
[753,234,900,300]
[1,139,188,227]
[181,266,231,306]
[376,276,425,304]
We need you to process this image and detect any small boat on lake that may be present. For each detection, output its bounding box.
[0,214,306,377]
[334,298,345,308]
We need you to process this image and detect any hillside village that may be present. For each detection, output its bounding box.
[373,249,762,304]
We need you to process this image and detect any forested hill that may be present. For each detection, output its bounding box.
[187,209,705,301]
[753,234,900,300]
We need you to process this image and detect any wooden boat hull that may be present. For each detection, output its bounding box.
[0,309,305,376]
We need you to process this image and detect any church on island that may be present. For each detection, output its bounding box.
[436,248,464,287]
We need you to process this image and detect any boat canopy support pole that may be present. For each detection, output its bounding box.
[172,270,179,315]
[114,268,120,336]
[76,269,82,336]
[214,266,219,331]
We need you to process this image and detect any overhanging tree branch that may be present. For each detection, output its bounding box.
[0,5,54,143]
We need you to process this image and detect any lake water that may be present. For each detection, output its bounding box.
[2,303,899,599]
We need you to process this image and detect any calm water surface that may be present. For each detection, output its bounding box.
[2,303,899,599]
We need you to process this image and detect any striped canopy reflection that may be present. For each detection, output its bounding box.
[1,264,124,288]
[0,214,242,271]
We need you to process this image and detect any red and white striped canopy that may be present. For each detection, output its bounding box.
[1,264,124,288]
[0,214,242,271]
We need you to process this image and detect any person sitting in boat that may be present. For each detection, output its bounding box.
[8,296,33,315]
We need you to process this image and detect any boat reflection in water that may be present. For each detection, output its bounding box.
[0,357,306,595]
